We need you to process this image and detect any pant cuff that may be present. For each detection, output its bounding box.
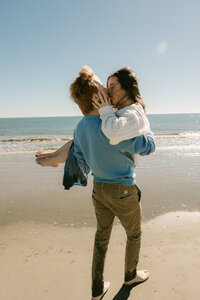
[125,269,137,282]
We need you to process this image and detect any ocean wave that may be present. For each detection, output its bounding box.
[0,138,71,154]
[0,132,200,154]
[0,150,40,155]
[155,132,200,138]
[156,145,200,151]
[0,137,72,142]
[1,131,199,143]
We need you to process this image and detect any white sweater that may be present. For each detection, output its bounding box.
[99,103,150,145]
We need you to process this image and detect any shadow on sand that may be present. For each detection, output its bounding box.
[112,281,146,300]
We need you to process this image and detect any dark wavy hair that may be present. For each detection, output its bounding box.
[107,67,146,112]
[70,66,98,115]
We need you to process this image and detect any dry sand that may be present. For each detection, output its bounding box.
[1,152,200,299]
[0,211,200,300]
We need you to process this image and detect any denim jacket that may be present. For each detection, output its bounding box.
[63,142,90,190]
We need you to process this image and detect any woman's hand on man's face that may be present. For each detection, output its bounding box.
[92,90,111,110]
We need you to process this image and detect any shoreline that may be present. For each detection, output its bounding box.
[1,152,200,227]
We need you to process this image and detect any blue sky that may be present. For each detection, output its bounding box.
[0,0,200,117]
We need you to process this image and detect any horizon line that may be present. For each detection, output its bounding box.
[0,112,200,119]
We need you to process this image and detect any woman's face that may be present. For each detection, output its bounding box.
[107,76,125,108]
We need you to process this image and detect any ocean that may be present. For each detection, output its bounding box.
[0,114,200,158]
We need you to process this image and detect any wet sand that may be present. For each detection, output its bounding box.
[0,152,200,299]
[0,152,199,226]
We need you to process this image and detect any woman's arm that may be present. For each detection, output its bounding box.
[93,92,150,145]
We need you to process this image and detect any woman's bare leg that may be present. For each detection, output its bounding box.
[35,139,73,167]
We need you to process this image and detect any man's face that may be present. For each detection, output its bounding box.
[107,76,124,108]
[93,76,108,98]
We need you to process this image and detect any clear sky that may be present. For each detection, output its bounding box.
[0,0,200,117]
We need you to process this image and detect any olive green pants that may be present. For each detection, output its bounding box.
[91,182,141,297]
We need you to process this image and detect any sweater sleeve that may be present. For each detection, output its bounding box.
[98,105,150,145]
[118,132,156,156]
[73,131,87,169]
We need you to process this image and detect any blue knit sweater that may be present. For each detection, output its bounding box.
[73,115,155,185]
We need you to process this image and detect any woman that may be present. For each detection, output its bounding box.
[92,67,151,167]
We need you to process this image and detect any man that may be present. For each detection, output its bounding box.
[70,66,155,300]
[36,66,155,300]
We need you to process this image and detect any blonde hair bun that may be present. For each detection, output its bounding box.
[79,65,94,79]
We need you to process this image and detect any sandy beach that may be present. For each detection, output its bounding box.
[0,212,200,300]
[1,152,200,226]
[0,152,200,299]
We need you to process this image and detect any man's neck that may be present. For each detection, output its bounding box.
[87,109,99,116]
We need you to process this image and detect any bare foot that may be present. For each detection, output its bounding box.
[35,150,54,159]
[36,157,59,167]
[91,281,110,300]
[124,270,150,286]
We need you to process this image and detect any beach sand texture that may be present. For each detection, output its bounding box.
[0,212,200,300]
[0,152,200,299]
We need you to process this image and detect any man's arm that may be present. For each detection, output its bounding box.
[118,132,156,156]
[73,140,87,169]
